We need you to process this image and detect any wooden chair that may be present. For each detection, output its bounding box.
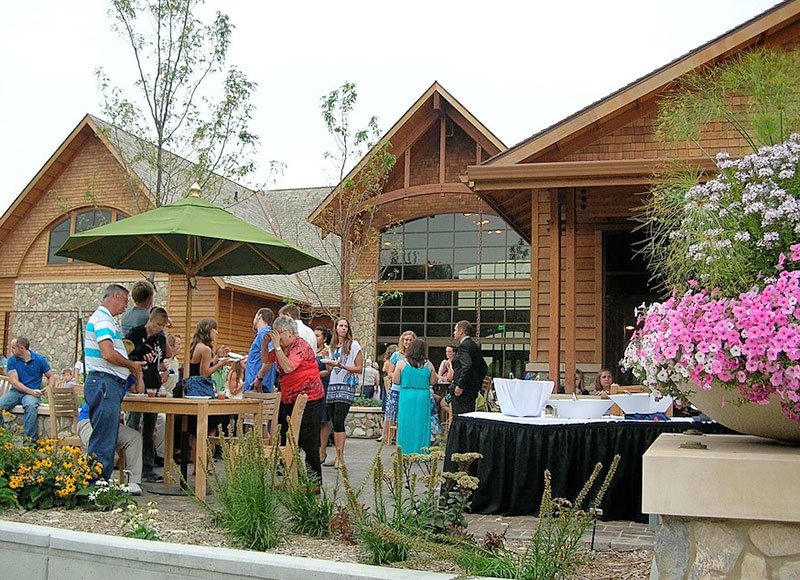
[243,391,281,445]
[0,375,11,396]
[46,386,82,448]
[280,393,308,484]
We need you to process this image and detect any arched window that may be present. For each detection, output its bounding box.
[47,208,125,265]
[379,213,530,281]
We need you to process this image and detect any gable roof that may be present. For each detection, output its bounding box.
[484,0,800,166]
[307,81,506,227]
[0,114,337,306]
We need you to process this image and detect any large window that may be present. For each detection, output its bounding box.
[379,213,530,280]
[377,290,530,378]
[48,209,124,264]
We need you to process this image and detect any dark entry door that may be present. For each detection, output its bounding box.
[603,230,660,384]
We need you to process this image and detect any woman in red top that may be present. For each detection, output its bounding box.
[267,315,325,482]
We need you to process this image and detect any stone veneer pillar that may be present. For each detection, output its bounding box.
[349,279,376,361]
[643,433,800,579]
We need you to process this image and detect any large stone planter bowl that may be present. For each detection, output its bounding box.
[686,382,800,444]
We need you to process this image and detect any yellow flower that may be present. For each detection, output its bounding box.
[3,442,13,450]
[63,462,73,469]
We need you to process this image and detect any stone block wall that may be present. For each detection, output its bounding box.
[653,516,800,579]
[12,280,165,371]
[344,407,382,439]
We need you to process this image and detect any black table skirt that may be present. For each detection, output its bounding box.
[444,415,732,522]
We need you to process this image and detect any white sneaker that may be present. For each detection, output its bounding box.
[128,482,142,496]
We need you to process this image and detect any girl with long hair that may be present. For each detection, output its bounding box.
[324,317,363,467]
[393,338,437,454]
[379,330,416,443]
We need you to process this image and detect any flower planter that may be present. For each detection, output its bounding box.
[344,406,383,439]
[686,382,800,444]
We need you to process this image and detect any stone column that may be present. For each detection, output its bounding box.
[349,279,376,361]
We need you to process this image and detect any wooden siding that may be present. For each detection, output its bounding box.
[6,132,150,280]
[216,289,284,355]
[166,276,220,346]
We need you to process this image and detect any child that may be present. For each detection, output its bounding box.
[225,359,244,399]
[60,367,77,388]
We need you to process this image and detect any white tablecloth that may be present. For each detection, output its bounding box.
[462,411,695,427]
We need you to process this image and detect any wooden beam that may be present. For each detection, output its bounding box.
[595,230,604,367]
[439,117,446,184]
[404,148,411,189]
[433,92,441,110]
[378,279,530,292]
[548,190,562,384]
[476,142,482,165]
[529,188,539,366]
[564,188,577,393]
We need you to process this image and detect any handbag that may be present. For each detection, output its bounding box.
[182,375,216,398]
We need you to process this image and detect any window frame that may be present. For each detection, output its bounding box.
[46,208,126,265]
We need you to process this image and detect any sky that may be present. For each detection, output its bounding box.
[0,0,784,215]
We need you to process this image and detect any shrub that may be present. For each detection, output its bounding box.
[86,478,135,511]
[353,397,381,408]
[116,501,160,541]
[205,425,286,550]
[280,447,334,538]
[7,436,101,510]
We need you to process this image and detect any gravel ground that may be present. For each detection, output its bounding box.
[1,506,651,578]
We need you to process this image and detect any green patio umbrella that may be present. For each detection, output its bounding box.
[57,183,326,372]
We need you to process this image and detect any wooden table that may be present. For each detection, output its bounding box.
[121,397,263,500]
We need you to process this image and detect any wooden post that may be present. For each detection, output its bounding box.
[530,189,539,371]
[548,190,562,385]
[439,116,446,184]
[564,188,577,392]
[404,148,411,189]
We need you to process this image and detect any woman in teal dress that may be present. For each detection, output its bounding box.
[392,338,437,454]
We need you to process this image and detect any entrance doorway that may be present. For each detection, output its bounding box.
[603,230,660,384]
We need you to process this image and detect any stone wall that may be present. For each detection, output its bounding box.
[12,280,165,371]
[350,279,376,361]
[653,516,800,579]
[345,406,382,439]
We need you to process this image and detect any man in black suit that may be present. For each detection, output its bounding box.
[450,320,486,415]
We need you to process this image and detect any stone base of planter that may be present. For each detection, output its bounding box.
[644,433,800,578]
[344,406,383,439]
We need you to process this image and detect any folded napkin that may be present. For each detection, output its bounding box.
[624,412,670,421]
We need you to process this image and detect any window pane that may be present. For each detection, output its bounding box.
[402,292,424,306]
[403,218,427,233]
[428,232,453,247]
[48,219,70,264]
[403,265,425,280]
[403,249,424,265]
[378,324,401,338]
[380,308,401,322]
[427,264,454,279]
[75,210,112,233]
[402,308,425,323]
[428,214,453,231]
[427,307,451,323]
[425,324,453,337]
[427,292,452,306]
[404,233,427,249]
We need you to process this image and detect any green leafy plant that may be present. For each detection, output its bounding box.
[352,396,381,407]
[368,455,620,579]
[85,478,135,511]
[115,500,160,541]
[204,424,286,550]
[280,443,335,538]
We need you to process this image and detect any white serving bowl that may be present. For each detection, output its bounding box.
[609,392,673,415]
[493,378,554,417]
[548,398,613,419]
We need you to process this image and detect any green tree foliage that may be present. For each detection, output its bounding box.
[96,0,262,208]
[655,47,800,152]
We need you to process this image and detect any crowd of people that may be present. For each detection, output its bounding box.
[0,278,498,491]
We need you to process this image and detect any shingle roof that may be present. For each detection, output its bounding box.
[90,116,340,306]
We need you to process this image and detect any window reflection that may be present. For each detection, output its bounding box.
[379,212,530,281]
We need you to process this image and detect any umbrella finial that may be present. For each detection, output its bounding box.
[189,183,202,198]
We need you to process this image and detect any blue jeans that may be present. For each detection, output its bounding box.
[84,373,125,481]
[0,389,41,441]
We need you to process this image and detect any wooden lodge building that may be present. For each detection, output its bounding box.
[310,0,800,389]
[3,2,800,380]
[0,115,337,370]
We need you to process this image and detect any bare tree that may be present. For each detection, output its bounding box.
[95,0,269,209]
[295,82,397,319]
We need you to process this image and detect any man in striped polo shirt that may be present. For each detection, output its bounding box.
[85,284,144,481]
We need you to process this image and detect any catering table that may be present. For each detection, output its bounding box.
[444,411,733,522]
[121,397,263,500]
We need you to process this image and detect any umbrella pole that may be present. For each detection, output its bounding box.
[183,276,193,379]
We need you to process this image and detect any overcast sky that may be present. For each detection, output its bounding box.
[0,0,783,215]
